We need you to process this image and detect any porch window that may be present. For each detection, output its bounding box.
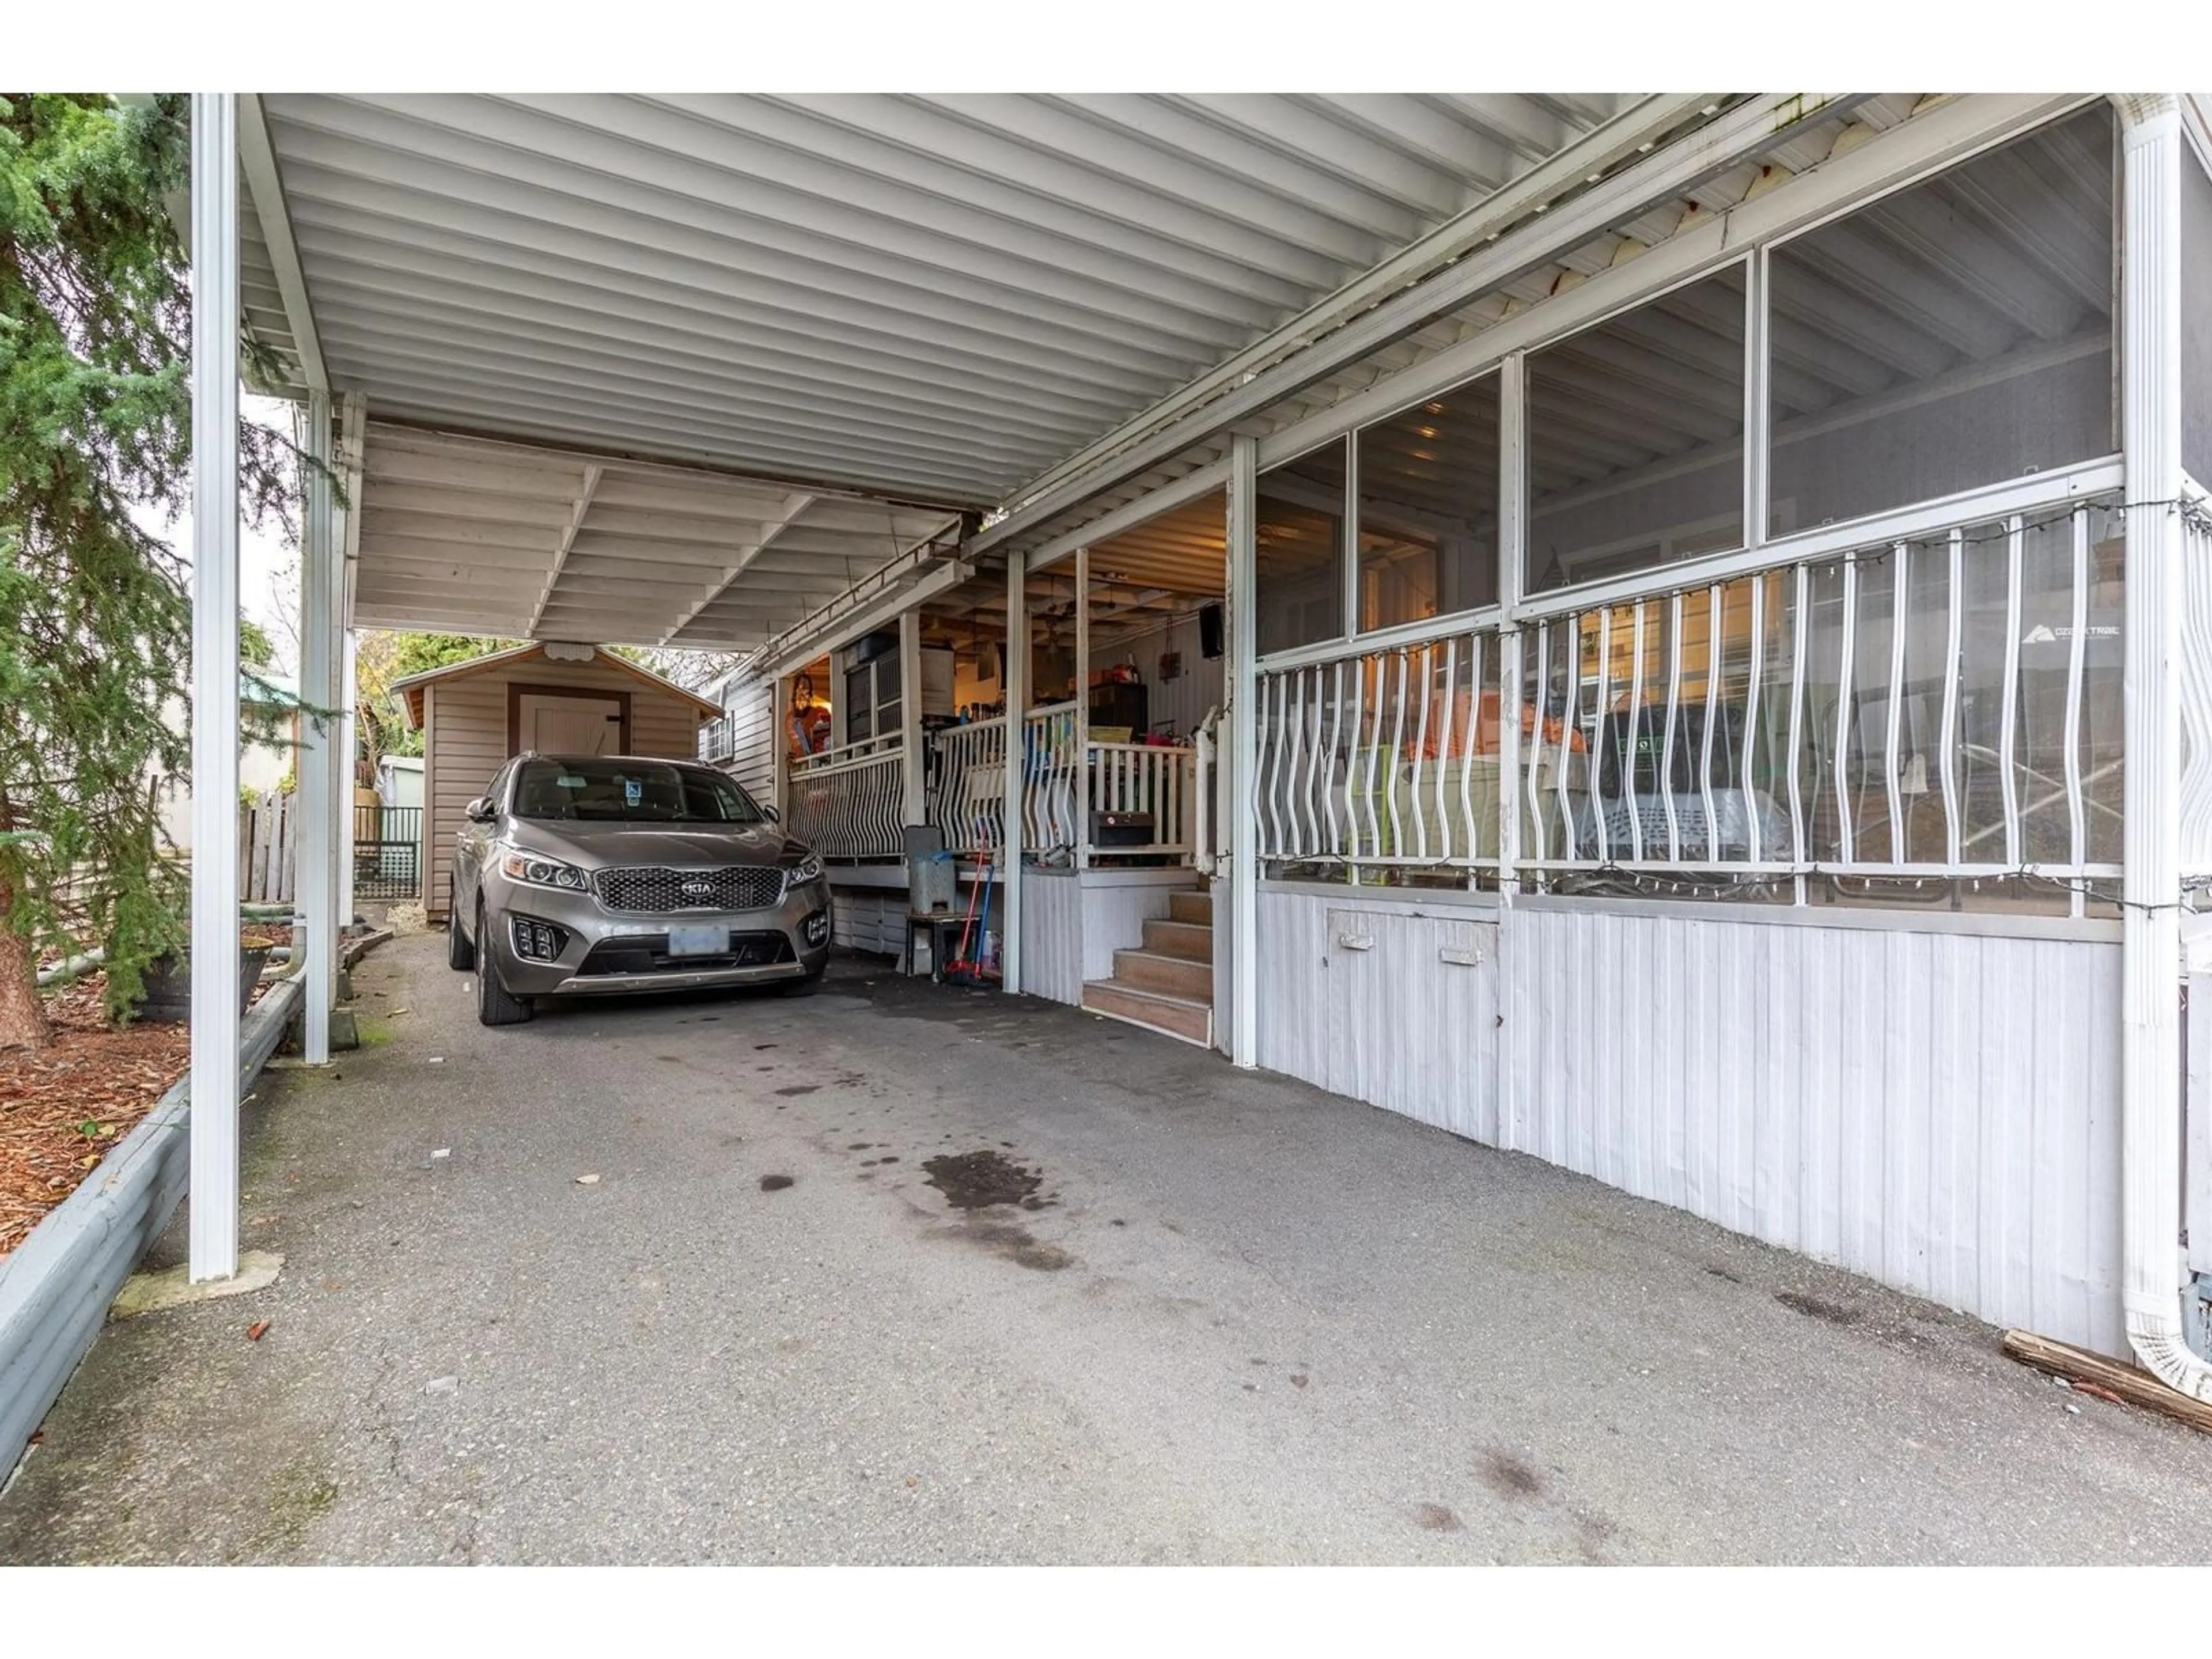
[1767,105,2117,536]
[1355,373,1501,631]
[1256,439,1347,656]
[2186,144,2212,489]
[1524,264,1748,594]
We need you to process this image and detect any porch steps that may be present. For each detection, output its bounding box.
[1082,887,1214,1048]
[1135,918,1214,963]
[1081,979,1214,1047]
[1110,947,1211,1000]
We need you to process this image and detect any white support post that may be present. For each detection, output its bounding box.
[1228,435,1260,1068]
[297,391,336,1064]
[1498,353,1528,896]
[188,93,241,1284]
[339,630,358,924]
[772,673,792,821]
[898,607,925,828]
[1002,554,1027,993]
[2115,93,2212,1397]
[1074,543,1091,872]
[338,392,365,923]
[1744,249,1771,551]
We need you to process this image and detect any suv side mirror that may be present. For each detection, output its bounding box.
[464,796,498,823]
[760,802,780,824]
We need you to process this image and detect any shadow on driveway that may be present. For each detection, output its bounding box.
[6,934,2212,1563]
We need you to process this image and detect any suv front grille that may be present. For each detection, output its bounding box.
[593,865,785,914]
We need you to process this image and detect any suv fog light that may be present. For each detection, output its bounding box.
[510,916,569,962]
[802,908,830,948]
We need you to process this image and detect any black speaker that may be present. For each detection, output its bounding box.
[1199,601,1224,660]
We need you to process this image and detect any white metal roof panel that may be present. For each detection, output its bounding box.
[260,93,1640,508]
[351,422,960,648]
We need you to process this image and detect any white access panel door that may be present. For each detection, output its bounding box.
[1326,909,1499,1143]
[520,693,623,755]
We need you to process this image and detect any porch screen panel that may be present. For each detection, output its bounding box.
[1256,440,1347,656]
[1355,374,1501,630]
[1525,265,1747,594]
[1767,106,2116,536]
[2185,150,2212,488]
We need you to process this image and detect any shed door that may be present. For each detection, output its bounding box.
[519,692,624,755]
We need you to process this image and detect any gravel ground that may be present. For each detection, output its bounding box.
[6,933,2212,1565]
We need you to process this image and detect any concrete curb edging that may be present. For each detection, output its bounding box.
[0,963,316,1487]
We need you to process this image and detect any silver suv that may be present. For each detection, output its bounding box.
[446,753,832,1026]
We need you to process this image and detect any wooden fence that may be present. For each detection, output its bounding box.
[239,794,297,906]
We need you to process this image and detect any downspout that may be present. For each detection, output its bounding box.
[2115,93,2212,1397]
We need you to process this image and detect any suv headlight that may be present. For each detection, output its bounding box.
[783,851,824,889]
[500,847,592,891]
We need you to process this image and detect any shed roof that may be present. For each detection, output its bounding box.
[392,642,721,730]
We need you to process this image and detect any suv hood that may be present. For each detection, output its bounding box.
[507,819,801,869]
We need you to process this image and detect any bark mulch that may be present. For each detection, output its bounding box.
[1,974,192,1260]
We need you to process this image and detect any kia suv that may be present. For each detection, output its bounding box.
[445,754,832,1026]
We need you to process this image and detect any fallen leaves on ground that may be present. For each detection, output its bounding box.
[0,974,192,1259]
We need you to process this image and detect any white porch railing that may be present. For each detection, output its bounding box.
[1086,740,1195,863]
[1021,702,1084,861]
[929,716,1008,855]
[925,711,1196,866]
[786,733,904,861]
[1256,492,2127,900]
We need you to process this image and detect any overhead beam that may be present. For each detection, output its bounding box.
[660,491,816,645]
[527,463,603,637]
[236,93,327,395]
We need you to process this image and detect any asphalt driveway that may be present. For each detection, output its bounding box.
[6,932,2212,1564]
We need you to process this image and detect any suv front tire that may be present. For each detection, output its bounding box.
[474,899,534,1027]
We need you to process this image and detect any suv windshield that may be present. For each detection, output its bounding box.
[510,759,767,825]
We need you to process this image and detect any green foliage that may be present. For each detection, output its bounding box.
[0,92,298,1025]
[391,631,520,677]
[239,613,276,668]
[354,629,521,770]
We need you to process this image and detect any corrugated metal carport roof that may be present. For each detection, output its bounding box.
[260,93,1643,506]
[353,422,960,649]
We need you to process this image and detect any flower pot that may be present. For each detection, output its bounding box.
[136,944,271,1023]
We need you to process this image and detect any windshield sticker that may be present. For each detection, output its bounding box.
[624,778,642,805]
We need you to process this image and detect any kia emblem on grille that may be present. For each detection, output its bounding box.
[681,880,713,897]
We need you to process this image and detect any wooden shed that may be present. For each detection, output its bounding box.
[395,643,720,916]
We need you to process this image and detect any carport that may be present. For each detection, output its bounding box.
[185,90,1723,1279]
[171,92,2212,1424]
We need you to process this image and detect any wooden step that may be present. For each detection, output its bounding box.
[1142,918,1214,963]
[1082,979,1213,1047]
[1112,946,1213,1000]
[1168,889,1213,926]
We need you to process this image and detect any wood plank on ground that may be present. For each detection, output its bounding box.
[2002,1328,2212,1435]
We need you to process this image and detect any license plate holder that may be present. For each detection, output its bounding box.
[667,923,728,957]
